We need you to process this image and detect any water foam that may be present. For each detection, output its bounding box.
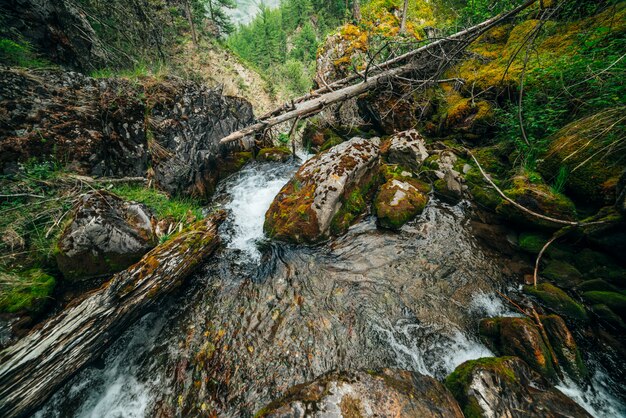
[223,160,303,262]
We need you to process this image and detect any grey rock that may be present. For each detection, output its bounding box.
[56,191,157,282]
[384,129,429,171]
[0,0,107,71]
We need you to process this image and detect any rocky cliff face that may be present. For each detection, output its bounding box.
[0,67,255,198]
[0,0,107,71]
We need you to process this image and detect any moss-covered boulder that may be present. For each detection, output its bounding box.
[256,147,292,162]
[542,260,583,288]
[257,369,464,417]
[56,191,158,282]
[539,108,625,206]
[582,291,626,321]
[445,356,591,418]
[541,314,588,383]
[524,283,588,323]
[518,232,549,254]
[375,177,430,230]
[264,137,380,243]
[478,317,556,381]
[496,174,577,229]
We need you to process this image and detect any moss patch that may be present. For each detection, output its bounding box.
[0,269,55,314]
[445,356,518,418]
[257,147,292,162]
[374,178,430,230]
[582,291,626,320]
[524,283,588,323]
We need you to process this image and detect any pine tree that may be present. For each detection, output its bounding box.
[198,0,236,36]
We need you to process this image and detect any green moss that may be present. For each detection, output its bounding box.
[518,232,549,254]
[110,184,204,222]
[582,291,626,319]
[524,283,588,323]
[374,177,430,230]
[576,279,619,293]
[497,174,577,228]
[257,147,292,162]
[330,186,369,235]
[542,260,583,288]
[0,269,55,314]
[445,356,518,418]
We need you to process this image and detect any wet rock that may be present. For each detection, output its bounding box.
[257,369,464,418]
[432,151,466,202]
[375,178,430,230]
[0,68,255,199]
[381,129,429,172]
[582,291,626,321]
[445,356,592,418]
[590,304,626,332]
[56,191,157,282]
[541,314,588,383]
[1,0,107,71]
[257,147,292,163]
[479,317,556,381]
[542,260,583,288]
[524,283,589,323]
[264,137,380,243]
[496,174,577,229]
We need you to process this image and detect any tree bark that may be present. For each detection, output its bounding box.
[352,0,361,22]
[399,0,409,34]
[0,212,226,418]
[184,0,198,46]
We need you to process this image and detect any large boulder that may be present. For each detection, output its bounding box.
[148,82,254,198]
[257,369,464,418]
[0,68,255,199]
[478,317,557,382]
[56,191,157,282]
[479,316,587,383]
[541,314,588,383]
[445,357,591,418]
[496,174,577,229]
[0,68,147,177]
[539,108,625,207]
[264,137,380,243]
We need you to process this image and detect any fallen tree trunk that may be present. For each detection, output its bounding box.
[0,211,227,418]
[257,0,538,120]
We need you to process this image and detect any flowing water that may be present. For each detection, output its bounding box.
[35,159,626,417]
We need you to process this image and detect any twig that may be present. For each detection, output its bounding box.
[533,233,559,287]
[467,150,578,226]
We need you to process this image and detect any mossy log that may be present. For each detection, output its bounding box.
[0,212,226,418]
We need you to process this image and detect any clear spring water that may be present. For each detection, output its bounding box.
[34,158,626,417]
